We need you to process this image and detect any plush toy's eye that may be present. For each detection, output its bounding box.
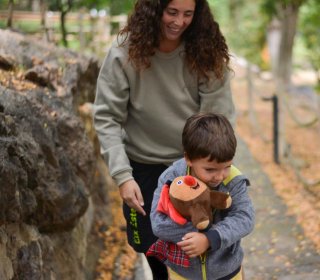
[177,180,183,185]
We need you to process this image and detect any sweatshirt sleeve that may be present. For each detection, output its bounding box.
[93,43,133,186]
[150,169,196,243]
[199,67,236,126]
[204,178,255,250]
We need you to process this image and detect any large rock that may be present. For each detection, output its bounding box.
[0,29,110,279]
[0,86,91,232]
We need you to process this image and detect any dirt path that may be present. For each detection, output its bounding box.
[236,138,320,279]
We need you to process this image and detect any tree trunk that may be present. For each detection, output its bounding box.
[277,4,300,89]
[7,0,14,28]
[58,0,72,47]
[274,2,302,161]
[60,10,68,47]
[40,0,46,28]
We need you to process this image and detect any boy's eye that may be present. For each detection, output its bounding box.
[205,168,215,172]
[177,180,183,185]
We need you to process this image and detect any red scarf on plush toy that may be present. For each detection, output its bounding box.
[157,180,187,225]
[146,181,190,267]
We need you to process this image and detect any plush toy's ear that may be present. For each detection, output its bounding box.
[210,191,232,209]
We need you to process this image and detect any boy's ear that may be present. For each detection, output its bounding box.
[184,152,192,167]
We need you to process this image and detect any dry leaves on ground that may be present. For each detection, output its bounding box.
[95,188,138,280]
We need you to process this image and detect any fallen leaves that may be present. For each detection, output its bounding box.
[0,68,37,91]
[94,188,138,280]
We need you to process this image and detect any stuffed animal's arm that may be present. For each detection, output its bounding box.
[205,179,255,250]
[210,190,232,209]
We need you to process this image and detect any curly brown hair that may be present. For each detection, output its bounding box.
[119,0,230,81]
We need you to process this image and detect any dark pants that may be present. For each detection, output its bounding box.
[123,159,168,279]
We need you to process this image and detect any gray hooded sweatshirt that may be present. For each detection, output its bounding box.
[150,158,255,280]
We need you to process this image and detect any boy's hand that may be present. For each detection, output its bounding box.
[177,232,210,258]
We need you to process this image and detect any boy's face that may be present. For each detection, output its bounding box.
[185,156,232,189]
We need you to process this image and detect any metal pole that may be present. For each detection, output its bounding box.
[262,95,279,164]
[273,95,279,164]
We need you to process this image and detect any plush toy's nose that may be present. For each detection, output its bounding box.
[184,175,197,187]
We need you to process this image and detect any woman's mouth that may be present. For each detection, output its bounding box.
[166,25,183,36]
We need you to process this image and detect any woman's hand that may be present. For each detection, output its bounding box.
[119,179,146,216]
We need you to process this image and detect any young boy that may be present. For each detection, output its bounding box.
[149,113,255,280]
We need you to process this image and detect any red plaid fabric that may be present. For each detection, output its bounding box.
[146,239,190,267]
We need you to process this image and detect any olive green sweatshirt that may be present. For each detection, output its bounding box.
[93,38,235,186]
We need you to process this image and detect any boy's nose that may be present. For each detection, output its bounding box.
[214,170,225,181]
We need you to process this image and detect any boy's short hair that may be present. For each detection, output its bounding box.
[182,112,237,162]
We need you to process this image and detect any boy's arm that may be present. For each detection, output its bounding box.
[204,178,255,251]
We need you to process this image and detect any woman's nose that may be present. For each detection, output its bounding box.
[174,15,184,26]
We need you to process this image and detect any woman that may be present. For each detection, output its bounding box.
[93,0,235,279]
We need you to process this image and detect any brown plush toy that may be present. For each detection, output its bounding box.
[158,175,232,231]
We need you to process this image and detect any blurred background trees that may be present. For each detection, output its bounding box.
[1,0,319,83]
[209,0,319,162]
[1,0,319,161]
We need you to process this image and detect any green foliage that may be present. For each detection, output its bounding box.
[209,0,269,69]
[76,0,110,10]
[209,0,316,73]
[109,0,134,15]
[207,0,230,28]
[0,0,9,10]
[299,0,320,87]
[0,20,6,28]
[15,20,40,33]
[299,0,320,68]
[261,0,278,19]
[261,0,308,19]
[70,0,133,14]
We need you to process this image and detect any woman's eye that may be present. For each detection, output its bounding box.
[166,9,177,16]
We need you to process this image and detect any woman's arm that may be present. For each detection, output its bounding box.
[93,43,133,187]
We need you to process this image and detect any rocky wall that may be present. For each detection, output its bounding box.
[0,29,110,280]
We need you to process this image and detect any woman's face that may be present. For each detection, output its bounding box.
[161,0,196,44]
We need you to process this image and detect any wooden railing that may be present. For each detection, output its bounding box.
[0,10,128,57]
